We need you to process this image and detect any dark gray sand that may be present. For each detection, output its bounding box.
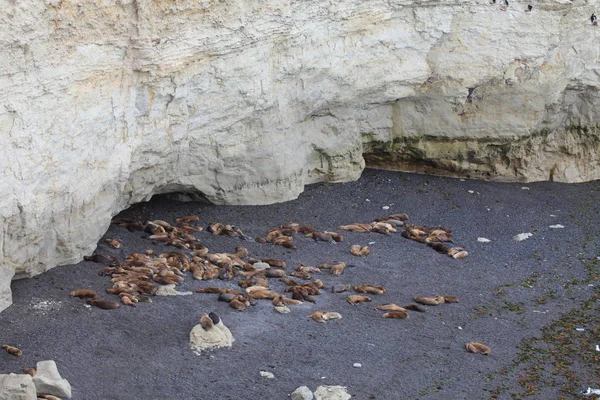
[1,169,599,400]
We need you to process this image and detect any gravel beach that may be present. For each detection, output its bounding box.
[1,169,599,399]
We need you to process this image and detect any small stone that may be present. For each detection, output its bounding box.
[274,305,291,314]
[576,327,585,332]
[291,386,314,400]
[521,187,530,190]
[467,190,475,194]
[381,206,389,210]
[365,199,370,202]
[477,237,491,243]
[368,242,375,245]
[549,224,565,229]
[458,326,463,330]
[513,232,533,241]
[252,262,271,271]
[595,345,599,352]
[33,360,72,398]
[353,363,361,368]
[0,373,36,400]
[314,385,351,400]
[259,371,275,379]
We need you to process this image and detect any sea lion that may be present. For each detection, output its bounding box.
[84,253,119,265]
[70,289,99,300]
[413,296,445,306]
[87,299,120,310]
[466,342,491,355]
[354,284,386,295]
[308,311,342,323]
[443,296,460,303]
[374,304,406,312]
[22,368,36,377]
[350,245,371,257]
[2,344,22,357]
[200,313,214,331]
[382,310,409,319]
[347,295,372,305]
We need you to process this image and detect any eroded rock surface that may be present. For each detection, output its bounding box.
[0,374,36,400]
[1,0,600,311]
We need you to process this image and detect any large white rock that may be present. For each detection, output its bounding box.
[0,374,37,400]
[32,360,72,399]
[291,386,314,400]
[314,385,351,400]
[189,314,234,354]
[1,0,600,312]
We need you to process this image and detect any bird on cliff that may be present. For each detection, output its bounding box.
[527,5,532,12]
[591,14,597,25]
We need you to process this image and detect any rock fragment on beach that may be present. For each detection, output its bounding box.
[314,385,351,400]
[259,371,275,379]
[513,232,533,241]
[291,386,314,400]
[189,312,234,354]
[33,360,72,398]
[0,373,37,400]
[156,284,193,296]
[477,237,491,243]
[549,224,565,229]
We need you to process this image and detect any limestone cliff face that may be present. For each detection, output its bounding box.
[1,0,599,311]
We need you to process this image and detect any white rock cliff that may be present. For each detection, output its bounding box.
[1,0,599,311]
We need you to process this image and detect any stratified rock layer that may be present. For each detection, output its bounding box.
[1,0,599,311]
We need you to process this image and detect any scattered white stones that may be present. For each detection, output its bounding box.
[314,385,351,400]
[0,373,37,400]
[477,237,491,243]
[513,232,533,241]
[292,386,351,400]
[352,363,362,368]
[259,371,275,379]
[33,360,72,398]
[30,299,62,315]
[291,386,314,400]
[189,314,234,354]
[549,224,565,229]
[156,284,193,296]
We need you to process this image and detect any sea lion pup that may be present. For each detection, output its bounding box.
[119,294,137,307]
[339,223,372,233]
[176,215,200,223]
[593,13,598,25]
[404,304,427,312]
[87,299,121,310]
[2,344,22,357]
[370,222,396,235]
[69,289,99,300]
[37,395,62,400]
[347,295,372,305]
[428,242,449,254]
[350,245,370,256]
[329,262,346,276]
[354,284,386,295]
[84,252,119,265]
[374,304,406,312]
[443,296,459,303]
[413,296,445,306]
[105,238,123,249]
[200,313,214,331]
[291,271,312,280]
[196,287,227,294]
[448,247,469,259]
[382,310,410,319]
[22,368,36,377]
[307,231,334,242]
[308,311,342,323]
[466,342,491,355]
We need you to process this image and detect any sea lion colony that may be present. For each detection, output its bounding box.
[60,212,489,356]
